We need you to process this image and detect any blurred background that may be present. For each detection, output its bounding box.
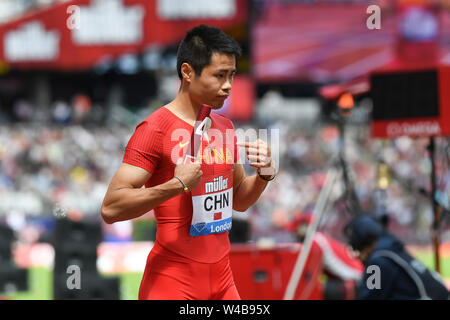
[0,0,449,300]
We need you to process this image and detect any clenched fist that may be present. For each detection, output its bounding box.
[174,162,203,191]
[237,139,276,179]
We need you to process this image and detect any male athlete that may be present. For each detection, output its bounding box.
[101,25,277,300]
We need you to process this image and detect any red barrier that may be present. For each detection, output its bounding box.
[229,242,324,300]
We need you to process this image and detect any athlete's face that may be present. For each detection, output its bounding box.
[188,52,236,109]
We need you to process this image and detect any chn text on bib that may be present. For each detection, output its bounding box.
[190,170,233,237]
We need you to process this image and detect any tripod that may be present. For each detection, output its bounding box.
[283,113,362,300]
[283,161,342,300]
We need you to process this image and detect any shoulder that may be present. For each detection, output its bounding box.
[368,255,393,266]
[136,107,173,133]
[367,251,401,272]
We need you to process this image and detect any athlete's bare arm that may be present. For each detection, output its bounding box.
[232,163,269,212]
[101,162,202,224]
[232,139,276,212]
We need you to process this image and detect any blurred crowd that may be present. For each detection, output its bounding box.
[0,122,131,238]
[243,97,450,245]
[250,122,450,244]
[0,94,449,245]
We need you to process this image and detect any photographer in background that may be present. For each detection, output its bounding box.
[345,215,449,300]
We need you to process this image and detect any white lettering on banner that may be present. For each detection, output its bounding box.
[4,22,59,62]
[72,0,144,45]
[386,121,441,137]
[157,0,235,20]
[205,176,228,194]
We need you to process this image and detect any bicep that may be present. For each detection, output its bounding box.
[108,162,152,191]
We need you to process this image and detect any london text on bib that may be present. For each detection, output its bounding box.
[190,170,233,237]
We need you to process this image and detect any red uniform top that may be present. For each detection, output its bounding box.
[123,106,238,263]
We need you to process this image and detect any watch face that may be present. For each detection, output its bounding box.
[399,6,438,42]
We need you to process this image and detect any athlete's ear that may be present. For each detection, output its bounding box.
[181,63,194,83]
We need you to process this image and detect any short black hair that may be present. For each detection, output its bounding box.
[176,25,242,80]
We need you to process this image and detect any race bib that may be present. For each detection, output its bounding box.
[190,170,233,237]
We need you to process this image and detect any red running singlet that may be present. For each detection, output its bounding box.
[123,106,241,300]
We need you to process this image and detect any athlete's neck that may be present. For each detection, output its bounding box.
[165,89,202,126]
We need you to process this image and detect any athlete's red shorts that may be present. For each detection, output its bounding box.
[138,240,240,300]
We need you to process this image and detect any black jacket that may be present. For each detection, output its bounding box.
[357,233,449,300]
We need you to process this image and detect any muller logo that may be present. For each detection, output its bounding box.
[205,176,228,194]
